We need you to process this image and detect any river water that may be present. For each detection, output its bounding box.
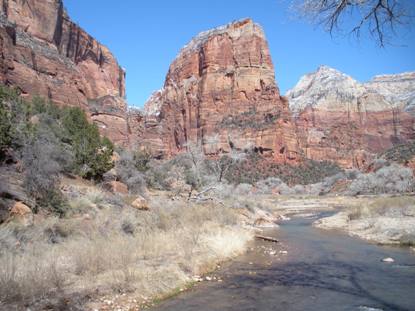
[153,213,415,311]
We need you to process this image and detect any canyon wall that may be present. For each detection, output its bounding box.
[0,0,128,144]
[287,66,415,168]
[139,19,299,163]
[0,1,413,169]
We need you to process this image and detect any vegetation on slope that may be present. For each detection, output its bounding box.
[0,86,114,214]
[0,187,250,310]
[380,141,415,164]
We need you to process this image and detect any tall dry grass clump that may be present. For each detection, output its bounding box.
[0,192,252,309]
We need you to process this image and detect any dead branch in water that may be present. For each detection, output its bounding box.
[255,235,279,243]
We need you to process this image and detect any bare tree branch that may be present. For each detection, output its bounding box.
[293,0,412,47]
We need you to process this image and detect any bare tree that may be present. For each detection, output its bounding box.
[293,0,412,46]
[203,134,248,183]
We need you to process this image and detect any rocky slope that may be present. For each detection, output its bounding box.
[138,19,299,162]
[287,66,415,168]
[0,0,129,144]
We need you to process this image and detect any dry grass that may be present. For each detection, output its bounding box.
[0,191,252,309]
[347,196,415,220]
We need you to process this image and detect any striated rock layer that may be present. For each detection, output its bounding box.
[1,1,413,169]
[139,19,299,162]
[287,66,415,168]
[0,0,128,144]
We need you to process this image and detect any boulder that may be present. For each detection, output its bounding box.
[9,201,33,226]
[131,196,149,210]
[105,181,128,195]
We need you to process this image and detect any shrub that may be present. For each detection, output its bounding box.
[62,107,114,179]
[348,163,414,195]
[22,124,71,215]
[255,177,285,194]
[178,143,206,189]
[380,141,415,163]
[0,87,114,181]
[145,160,176,190]
[115,150,147,194]
[145,144,213,191]
[134,149,152,172]
[234,183,254,195]
[223,152,343,186]
[346,196,415,220]
[0,101,12,159]
[0,87,21,159]
[0,86,116,214]
[205,155,239,183]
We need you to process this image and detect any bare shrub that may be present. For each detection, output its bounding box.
[145,159,184,190]
[348,163,414,195]
[212,183,235,199]
[22,123,72,215]
[115,150,147,194]
[255,177,295,195]
[255,177,284,193]
[345,169,359,180]
[224,153,342,186]
[134,148,152,172]
[346,196,415,220]
[234,183,253,195]
[380,141,415,164]
[145,144,214,191]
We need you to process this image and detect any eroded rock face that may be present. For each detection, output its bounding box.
[287,66,415,168]
[365,72,415,114]
[140,19,299,162]
[0,0,128,144]
[2,1,412,169]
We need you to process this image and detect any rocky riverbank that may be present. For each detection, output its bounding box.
[314,196,415,247]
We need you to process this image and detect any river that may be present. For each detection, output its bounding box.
[152,212,415,311]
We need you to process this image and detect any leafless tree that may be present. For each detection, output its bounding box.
[293,0,412,46]
[203,134,247,182]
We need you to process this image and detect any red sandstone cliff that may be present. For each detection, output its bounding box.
[287,66,415,168]
[0,0,128,144]
[138,19,299,162]
[1,1,413,169]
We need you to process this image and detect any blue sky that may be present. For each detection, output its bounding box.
[64,0,415,107]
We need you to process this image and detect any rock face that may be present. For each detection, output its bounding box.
[140,19,299,162]
[0,0,128,144]
[287,66,415,168]
[1,1,413,169]
[365,72,415,114]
